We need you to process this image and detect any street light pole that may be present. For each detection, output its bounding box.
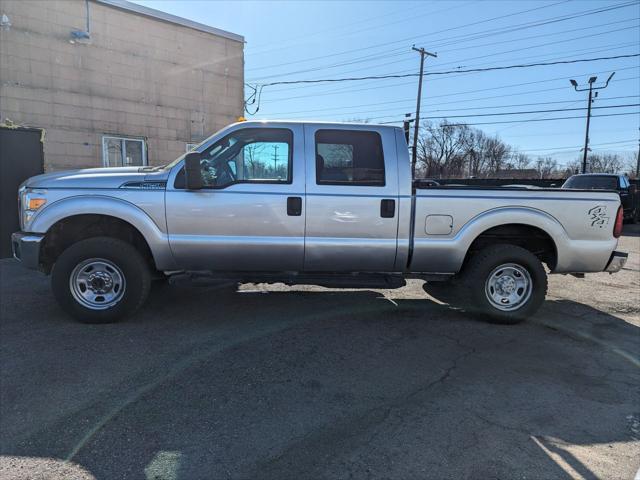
[569,72,615,174]
[581,81,594,174]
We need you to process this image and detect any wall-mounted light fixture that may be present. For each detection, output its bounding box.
[69,0,91,44]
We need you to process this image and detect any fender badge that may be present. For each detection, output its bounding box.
[588,205,610,228]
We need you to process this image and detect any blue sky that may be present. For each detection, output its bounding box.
[134,0,640,167]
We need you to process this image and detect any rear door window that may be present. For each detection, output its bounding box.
[315,130,385,186]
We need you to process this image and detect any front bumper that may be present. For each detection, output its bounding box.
[604,251,628,273]
[11,232,44,270]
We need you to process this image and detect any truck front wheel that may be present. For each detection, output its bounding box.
[461,244,547,324]
[51,237,151,323]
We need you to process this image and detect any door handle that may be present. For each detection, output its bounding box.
[380,199,395,218]
[287,196,302,216]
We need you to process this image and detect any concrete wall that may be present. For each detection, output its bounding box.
[0,0,244,170]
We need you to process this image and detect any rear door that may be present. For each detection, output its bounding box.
[303,125,399,272]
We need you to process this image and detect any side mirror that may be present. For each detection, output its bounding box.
[184,152,203,190]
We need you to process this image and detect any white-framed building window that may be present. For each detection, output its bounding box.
[186,142,198,152]
[102,136,147,167]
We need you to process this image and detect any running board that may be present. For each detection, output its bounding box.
[168,271,408,289]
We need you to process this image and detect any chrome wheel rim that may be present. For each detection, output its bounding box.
[484,263,532,312]
[70,258,126,310]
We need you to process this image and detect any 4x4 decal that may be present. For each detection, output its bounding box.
[588,205,610,228]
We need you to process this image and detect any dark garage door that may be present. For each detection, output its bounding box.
[0,127,44,258]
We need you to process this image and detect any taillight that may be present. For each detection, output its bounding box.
[613,206,623,238]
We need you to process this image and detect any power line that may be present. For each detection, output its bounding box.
[250,70,639,119]
[516,139,638,152]
[245,0,572,69]
[438,17,639,55]
[245,0,634,78]
[328,33,639,84]
[245,2,468,57]
[256,54,640,88]
[398,103,640,120]
[246,54,640,114]
[257,34,639,98]
[249,15,632,82]
[417,26,640,72]
[425,112,639,127]
[288,102,638,123]
[424,1,637,49]
[261,56,639,107]
[253,17,640,87]
[247,21,639,84]
[266,96,638,118]
[277,102,640,122]
[505,127,640,139]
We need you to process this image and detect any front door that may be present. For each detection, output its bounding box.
[303,125,399,272]
[166,124,305,271]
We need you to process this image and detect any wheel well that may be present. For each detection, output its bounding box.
[40,214,156,274]
[465,224,557,270]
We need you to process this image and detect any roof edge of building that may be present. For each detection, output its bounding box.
[94,0,244,43]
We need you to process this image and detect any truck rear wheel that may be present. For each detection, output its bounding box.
[51,237,151,323]
[460,244,547,324]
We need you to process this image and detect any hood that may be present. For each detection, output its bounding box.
[23,167,170,189]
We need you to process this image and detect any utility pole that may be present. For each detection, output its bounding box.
[403,113,414,144]
[272,144,279,173]
[569,72,615,174]
[635,128,639,179]
[411,46,437,180]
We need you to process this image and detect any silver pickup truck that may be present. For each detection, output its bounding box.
[12,121,627,324]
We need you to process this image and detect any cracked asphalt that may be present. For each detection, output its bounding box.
[1,226,639,480]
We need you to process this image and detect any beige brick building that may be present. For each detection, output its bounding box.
[0,0,244,171]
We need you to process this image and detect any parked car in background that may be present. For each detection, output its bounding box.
[562,173,639,222]
[12,121,627,325]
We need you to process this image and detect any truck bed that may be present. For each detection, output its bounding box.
[405,186,620,274]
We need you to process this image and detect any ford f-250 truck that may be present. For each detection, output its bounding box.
[12,121,628,324]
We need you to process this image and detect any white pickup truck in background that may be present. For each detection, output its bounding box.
[12,121,627,324]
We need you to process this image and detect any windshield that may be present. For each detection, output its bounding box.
[160,126,231,170]
[563,175,618,190]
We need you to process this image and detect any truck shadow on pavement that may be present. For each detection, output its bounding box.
[1,266,639,479]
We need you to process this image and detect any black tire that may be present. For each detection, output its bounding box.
[459,244,547,324]
[51,237,151,323]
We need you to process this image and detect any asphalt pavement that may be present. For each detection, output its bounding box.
[1,226,638,480]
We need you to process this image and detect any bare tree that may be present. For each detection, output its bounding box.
[534,157,559,179]
[417,121,473,178]
[510,152,531,170]
[484,135,511,174]
[588,153,624,173]
[465,129,488,177]
[244,143,266,178]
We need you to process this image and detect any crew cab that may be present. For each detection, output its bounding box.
[563,173,639,222]
[12,121,628,324]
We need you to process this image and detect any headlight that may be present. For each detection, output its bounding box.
[20,188,47,230]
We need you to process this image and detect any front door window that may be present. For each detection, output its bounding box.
[197,128,292,188]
